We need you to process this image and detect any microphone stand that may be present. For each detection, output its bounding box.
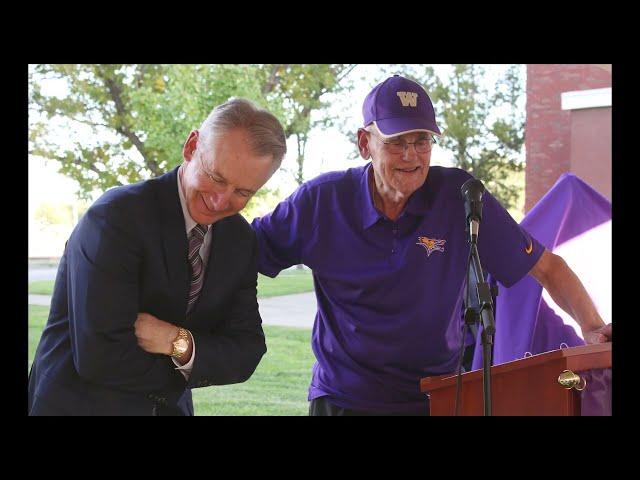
[465,219,497,416]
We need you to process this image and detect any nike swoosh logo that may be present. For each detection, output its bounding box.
[525,240,533,254]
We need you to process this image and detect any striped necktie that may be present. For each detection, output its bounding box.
[186,223,207,315]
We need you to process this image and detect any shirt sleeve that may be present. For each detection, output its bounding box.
[477,190,544,287]
[251,184,315,277]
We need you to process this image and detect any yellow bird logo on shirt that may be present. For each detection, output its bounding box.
[416,236,446,257]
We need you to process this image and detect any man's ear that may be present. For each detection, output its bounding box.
[183,130,199,161]
[357,128,371,160]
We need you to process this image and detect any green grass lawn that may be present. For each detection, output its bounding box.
[28,305,49,372]
[257,269,314,298]
[192,325,314,415]
[28,305,316,416]
[28,268,314,298]
[28,280,56,295]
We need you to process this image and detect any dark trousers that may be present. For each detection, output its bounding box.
[309,396,430,416]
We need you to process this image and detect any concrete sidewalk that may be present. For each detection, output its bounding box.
[258,292,316,328]
[28,292,317,329]
[28,268,59,282]
[28,295,53,306]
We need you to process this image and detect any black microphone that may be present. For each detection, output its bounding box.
[460,178,485,243]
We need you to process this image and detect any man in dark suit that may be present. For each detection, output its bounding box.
[28,98,287,415]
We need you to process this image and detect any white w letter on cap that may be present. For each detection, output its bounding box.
[397,91,418,107]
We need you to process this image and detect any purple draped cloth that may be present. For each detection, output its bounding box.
[470,173,611,414]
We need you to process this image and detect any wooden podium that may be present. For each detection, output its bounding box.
[420,343,611,416]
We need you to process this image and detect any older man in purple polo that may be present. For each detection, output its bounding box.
[251,74,611,415]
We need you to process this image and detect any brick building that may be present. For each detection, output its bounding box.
[525,64,612,212]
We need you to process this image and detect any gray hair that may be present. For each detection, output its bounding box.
[364,124,378,134]
[198,98,287,167]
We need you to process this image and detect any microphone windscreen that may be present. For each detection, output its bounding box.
[461,178,485,201]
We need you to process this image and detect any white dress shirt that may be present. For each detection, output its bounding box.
[171,165,213,379]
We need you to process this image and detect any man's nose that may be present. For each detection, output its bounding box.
[208,188,232,211]
[402,142,419,160]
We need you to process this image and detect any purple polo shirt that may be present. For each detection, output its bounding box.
[251,163,543,414]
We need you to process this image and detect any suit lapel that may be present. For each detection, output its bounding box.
[152,170,242,322]
[154,167,189,323]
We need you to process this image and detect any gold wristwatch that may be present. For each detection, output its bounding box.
[170,328,190,359]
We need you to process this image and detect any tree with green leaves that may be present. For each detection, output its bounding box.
[258,64,357,185]
[410,64,525,210]
[29,64,358,210]
[29,64,268,200]
[34,200,90,227]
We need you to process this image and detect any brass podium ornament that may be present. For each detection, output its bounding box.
[558,370,587,391]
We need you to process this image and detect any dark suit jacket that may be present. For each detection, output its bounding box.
[28,167,267,415]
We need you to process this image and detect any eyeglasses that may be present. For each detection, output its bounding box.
[197,154,222,187]
[196,154,253,199]
[373,133,436,154]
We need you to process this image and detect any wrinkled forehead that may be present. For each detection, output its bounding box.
[203,137,275,190]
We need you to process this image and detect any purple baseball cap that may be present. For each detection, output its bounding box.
[362,74,441,138]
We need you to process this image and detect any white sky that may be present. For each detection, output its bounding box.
[28,64,521,257]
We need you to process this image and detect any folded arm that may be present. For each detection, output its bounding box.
[67,203,185,394]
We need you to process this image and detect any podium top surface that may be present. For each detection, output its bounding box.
[420,343,611,392]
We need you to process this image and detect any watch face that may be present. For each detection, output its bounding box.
[175,338,188,354]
